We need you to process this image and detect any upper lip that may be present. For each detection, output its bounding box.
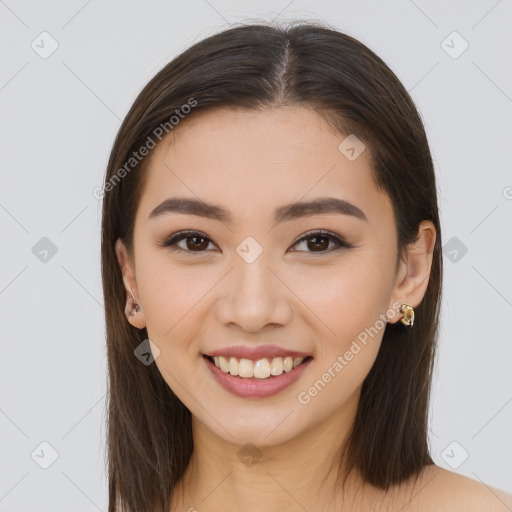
[204,344,312,360]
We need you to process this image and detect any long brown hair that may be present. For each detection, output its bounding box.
[101,20,443,511]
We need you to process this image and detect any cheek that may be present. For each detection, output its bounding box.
[135,253,225,404]
[294,278,388,413]
[289,253,393,401]
[290,254,392,342]
[136,253,220,342]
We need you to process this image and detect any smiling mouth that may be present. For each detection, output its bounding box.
[203,354,313,380]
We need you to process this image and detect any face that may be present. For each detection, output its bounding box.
[116,106,417,447]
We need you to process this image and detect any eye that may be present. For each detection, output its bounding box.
[160,230,217,253]
[290,230,350,254]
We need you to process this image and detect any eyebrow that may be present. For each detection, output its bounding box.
[148,196,368,224]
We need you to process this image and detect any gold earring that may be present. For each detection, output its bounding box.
[399,304,414,327]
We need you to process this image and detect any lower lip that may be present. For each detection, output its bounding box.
[203,356,313,399]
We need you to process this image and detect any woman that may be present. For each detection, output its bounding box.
[101,21,512,511]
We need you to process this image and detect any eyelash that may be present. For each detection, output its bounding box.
[159,229,352,255]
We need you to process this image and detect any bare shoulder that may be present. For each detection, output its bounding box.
[404,464,512,512]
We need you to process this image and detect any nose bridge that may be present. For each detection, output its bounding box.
[235,247,273,296]
[216,239,290,332]
[232,231,274,291]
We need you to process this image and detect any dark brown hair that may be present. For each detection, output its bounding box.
[101,20,442,512]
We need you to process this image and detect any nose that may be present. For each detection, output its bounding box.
[214,252,292,334]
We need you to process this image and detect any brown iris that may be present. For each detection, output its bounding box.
[306,235,330,252]
[186,235,210,251]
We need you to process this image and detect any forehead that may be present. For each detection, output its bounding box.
[136,107,393,228]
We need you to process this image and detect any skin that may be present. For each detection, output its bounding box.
[115,107,511,511]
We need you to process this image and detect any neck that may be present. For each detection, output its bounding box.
[171,389,365,512]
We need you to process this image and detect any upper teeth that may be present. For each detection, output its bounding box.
[212,356,306,379]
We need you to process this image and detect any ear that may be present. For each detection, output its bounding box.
[115,238,146,329]
[387,220,436,324]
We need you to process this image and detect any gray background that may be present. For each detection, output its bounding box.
[1,0,511,510]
